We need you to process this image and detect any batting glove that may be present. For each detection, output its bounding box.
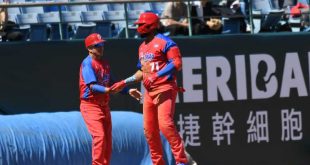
[110,80,126,92]
[143,73,158,90]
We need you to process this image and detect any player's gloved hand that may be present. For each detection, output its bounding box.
[110,80,126,93]
[143,73,158,90]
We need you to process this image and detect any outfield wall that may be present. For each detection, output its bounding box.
[0,33,309,164]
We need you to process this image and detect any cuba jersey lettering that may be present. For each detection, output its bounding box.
[79,56,110,104]
[138,33,178,91]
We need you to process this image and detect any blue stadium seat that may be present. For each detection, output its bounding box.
[7,7,21,22]
[252,0,284,31]
[81,11,112,38]
[16,13,38,25]
[8,14,17,22]
[88,3,109,11]
[61,11,97,39]
[37,12,62,40]
[37,12,60,23]
[9,0,25,3]
[103,10,125,35]
[128,2,151,11]
[66,4,88,12]
[74,24,96,39]
[81,11,104,22]
[29,24,48,41]
[127,10,144,24]
[61,11,82,23]
[16,13,49,41]
[61,11,82,39]
[108,3,125,11]
[150,2,167,14]
[21,6,45,14]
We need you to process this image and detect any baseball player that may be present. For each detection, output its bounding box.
[111,12,188,165]
[79,33,141,165]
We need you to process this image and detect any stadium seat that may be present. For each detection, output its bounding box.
[88,3,109,12]
[62,11,97,39]
[81,11,104,22]
[126,10,144,24]
[108,3,125,11]
[29,24,48,41]
[252,0,274,15]
[150,2,167,14]
[16,13,38,25]
[66,4,88,12]
[21,6,45,14]
[261,10,284,31]
[16,13,49,41]
[7,7,21,22]
[128,2,151,11]
[81,11,112,37]
[9,0,25,3]
[74,24,96,39]
[43,0,68,12]
[37,12,60,23]
[252,0,284,31]
[61,11,82,23]
[103,10,125,36]
[37,12,62,40]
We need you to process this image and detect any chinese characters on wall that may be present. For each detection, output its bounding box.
[178,108,303,147]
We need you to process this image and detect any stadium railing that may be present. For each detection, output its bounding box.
[0,0,303,41]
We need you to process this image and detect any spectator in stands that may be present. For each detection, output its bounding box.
[0,6,24,41]
[161,0,223,35]
[217,0,247,33]
[161,1,189,36]
[190,0,223,34]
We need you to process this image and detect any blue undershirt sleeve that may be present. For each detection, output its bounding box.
[82,60,97,85]
[91,84,107,93]
[157,59,176,77]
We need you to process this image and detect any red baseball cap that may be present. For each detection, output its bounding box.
[85,33,105,48]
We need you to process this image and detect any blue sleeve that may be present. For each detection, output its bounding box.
[82,60,97,85]
[163,40,177,54]
[137,60,142,70]
[156,34,177,54]
[157,59,176,77]
[91,84,107,93]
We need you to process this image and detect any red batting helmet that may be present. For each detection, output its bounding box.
[134,12,159,34]
[85,33,105,48]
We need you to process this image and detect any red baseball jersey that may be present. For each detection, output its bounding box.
[138,33,179,92]
[79,55,110,105]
